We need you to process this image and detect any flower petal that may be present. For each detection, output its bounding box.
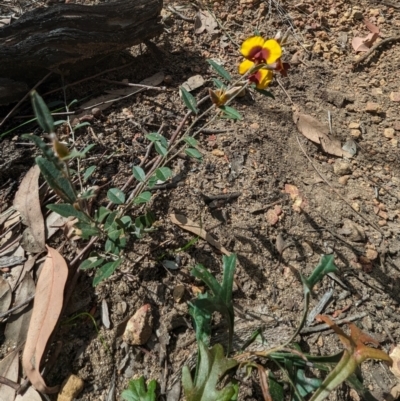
[262,39,282,64]
[240,36,265,58]
[254,69,273,89]
[239,59,255,75]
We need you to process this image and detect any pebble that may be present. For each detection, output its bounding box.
[384,128,395,139]
[352,202,360,212]
[338,175,350,185]
[350,129,361,138]
[333,161,352,175]
[366,248,378,261]
[391,139,398,147]
[365,102,380,113]
[123,304,153,345]
[348,122,360,129]
[57,375,84,401]
[163,75,173,84]
[390,92,400,102]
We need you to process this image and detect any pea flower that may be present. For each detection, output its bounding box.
[238,36,283,89]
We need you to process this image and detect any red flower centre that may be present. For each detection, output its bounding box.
[248,47,269,64]
[248,71,262,85]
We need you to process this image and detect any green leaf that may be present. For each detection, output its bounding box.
[268,375,284,401]
[73,122,91,131]
[116,216,132,229]
[155,167,172,182]
[93,259,123,286]
[81,144,95,156]
[295,369,322,397]
[107,188,125,205]
[36,157,77,203]
[132,166,146,182]
[180,86,199,114]
[47,203,90,223]
[79,188,97,200]
[30,90,54,133]
[79,257,105,270]
[189,294,212,346]
[107,228,123,242]
[104,211,118,230]
[147,175,158,189]
[96,206,111,223]
[185,148,203,160]
[212,78,226,89]
[184,136,198,147]
[302,254,339,292]
[207,60,232,82]
[145,133,168,148]
[83,166,96,182]
[134,191,152,204]
[191,255,236,354]
[220,106,242,120]
[22,134,61,165]
[182,341,238,401]
[255,88,275,99]
[74,222,101,239]
[121,377,157,401]
[154,142,167,157]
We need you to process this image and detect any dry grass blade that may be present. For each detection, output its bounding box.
[22,246,68,393]
[293,111,353,158]
[170,213,231,256]
[0,349,19,401]
[13,165,45,253]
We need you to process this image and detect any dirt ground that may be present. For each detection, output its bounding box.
[1,0,400,400]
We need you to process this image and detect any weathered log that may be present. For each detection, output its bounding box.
[0,0,163,104]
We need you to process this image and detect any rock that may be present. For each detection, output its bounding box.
[163,75,173,84]
[334,161,352,176]
[391,138,398,147]
[338,175,350,185]
[371,88,383,96]
[348,122,360,129]
[390,92,400,102]
[394,121,400,131]
[350,129,361,138]
[57,375,84,401]
[366,248,378,260]
[383,128,395,139]
[352,202,360,212]
[123,304,153,345]
[211,149,225,157]
[351,10,363,19]
[339,219,366,242]
[365,102,380,113]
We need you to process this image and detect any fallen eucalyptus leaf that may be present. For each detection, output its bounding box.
[22,246,68,393]
[13,165,45,253]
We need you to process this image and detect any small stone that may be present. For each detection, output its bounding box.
[163,75,173,84]
[57,375,84,401]
[338,175,350,185]
[348,122,360,129]
[365,102,380,113]
[352,202,360,212]
[377,16,385,23]
[123,304,153,345]
[390,92,400,102]
[250,122,260,130]
[371,88,383,96]
[369,8,380,16]
[333,161,352,176]
[352,10,363,19]
[391,138,398,147]
[366,248,378,261]
[211,149,225,157]
[383,128,395,139]
[378,210,388,220]
[91,107,102,118]
[394,121,400,131]
[378,220,387,226]
[350,129,361,138]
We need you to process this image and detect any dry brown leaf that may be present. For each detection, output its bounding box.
[45,211,70,240]
[13,165,45,253]
[0,275,12,316]
[293,111,353,158]
[352,33,379,52]
[170,213,231,256]
[7,246,25,291]
[364,17,380,34]
[181,75,205,92]
[194,10,218,34]
[4,273,35,347]
[0,349,19,401]
[22,246,68,394]
[389,345,400,379]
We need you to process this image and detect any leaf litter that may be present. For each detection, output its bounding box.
[0,349,19,401]
[22,246,68,393]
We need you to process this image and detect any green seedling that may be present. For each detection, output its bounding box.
[121,377,157,401]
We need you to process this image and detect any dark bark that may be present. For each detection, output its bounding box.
[0,0,163,104]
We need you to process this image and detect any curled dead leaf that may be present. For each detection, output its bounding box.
[170,213,231,256]
[293,111,353,158]
[22,246,68,394]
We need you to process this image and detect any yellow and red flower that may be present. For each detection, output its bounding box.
[238,36,283,90]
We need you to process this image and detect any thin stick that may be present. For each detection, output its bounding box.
[0,72,52,128]
[353,36,400,69]
[99,79,166,91]
[167,6,195,22]
[296,134,383,234]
